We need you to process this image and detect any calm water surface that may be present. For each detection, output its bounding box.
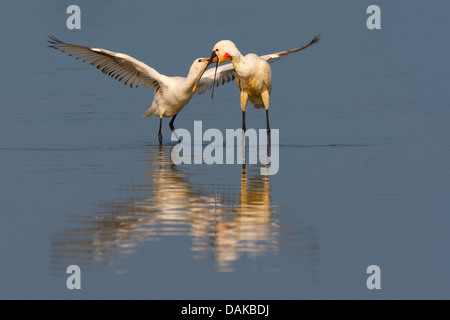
[0,1,449,299]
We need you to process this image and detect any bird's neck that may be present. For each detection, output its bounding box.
[230,50,242,65]
[231,55,245,74]
[183,70,202,95]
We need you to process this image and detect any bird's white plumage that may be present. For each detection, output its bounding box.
[201,34,321,133]
[210,40,273,111]
[207,34,322,105]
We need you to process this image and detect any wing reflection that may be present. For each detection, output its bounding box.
[52,145,316,274]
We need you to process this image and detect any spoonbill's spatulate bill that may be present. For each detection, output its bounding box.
[196,34,321,143]
[48,35,236,145]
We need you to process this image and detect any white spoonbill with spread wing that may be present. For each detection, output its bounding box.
[48,36,236,145]
[195,34,321,142]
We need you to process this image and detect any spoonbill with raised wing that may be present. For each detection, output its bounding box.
[195,34,321,142]
[48,36,237,145]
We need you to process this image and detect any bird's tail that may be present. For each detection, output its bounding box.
[142,103,157,118]
[141,109,153,118]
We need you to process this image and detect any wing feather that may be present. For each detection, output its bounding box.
[260,33,321,63]
[194,63,236,95]
[48,35,168,92]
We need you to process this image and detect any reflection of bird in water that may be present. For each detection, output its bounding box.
[51,146,222,269]
[133,147,225,240]
[212,165,276,271]
[52,146,316,275]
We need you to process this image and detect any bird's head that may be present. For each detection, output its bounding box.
[190,57,210,87]
[210,40,239,65]
[192,40,239,96]
[190,57,210,73]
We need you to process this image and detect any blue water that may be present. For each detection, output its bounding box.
[0,1,449,299]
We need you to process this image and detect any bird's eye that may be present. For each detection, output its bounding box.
[215,49,219,51]
[198,59,202,63]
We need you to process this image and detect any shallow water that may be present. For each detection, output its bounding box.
[1,1,449,299]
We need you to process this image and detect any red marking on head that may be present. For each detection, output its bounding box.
[223,52,232,60]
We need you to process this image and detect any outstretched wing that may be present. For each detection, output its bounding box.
[260,33,321,63]
[48,35,169,92]
[194,63,236,95]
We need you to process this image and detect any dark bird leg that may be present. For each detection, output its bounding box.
[242,110,246,132]
[266,109,271,146]
[158,117,163,145]
[169,114,180,143]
